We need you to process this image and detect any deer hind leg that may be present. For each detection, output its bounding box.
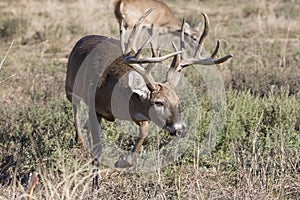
[115,121,149,168]
[73,102,101,189]
[73,103,84,146]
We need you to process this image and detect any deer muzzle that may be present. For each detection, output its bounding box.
[165,122,188,138]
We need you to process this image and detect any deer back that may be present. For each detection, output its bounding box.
[66,35,125,106]
[114,0,179,29]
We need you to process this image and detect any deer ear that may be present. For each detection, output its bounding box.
[167,55,181,87]
[184,22,200,40]
[128,70,150,100]
[184,22,191,35]
[193,21,201,31]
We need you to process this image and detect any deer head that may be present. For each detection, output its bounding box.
[114,8,190,137]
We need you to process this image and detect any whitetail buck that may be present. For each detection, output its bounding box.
[114,0,201,40]
[65,9,232,186]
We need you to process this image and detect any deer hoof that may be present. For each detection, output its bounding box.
[114,153,137,168]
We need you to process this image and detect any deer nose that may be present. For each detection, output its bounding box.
[167,122,188,138]
[174,123,188,138]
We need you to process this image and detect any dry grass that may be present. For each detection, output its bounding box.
[0,0,299,199]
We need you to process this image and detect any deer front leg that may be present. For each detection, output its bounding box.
[87,110,102,189]
[115,121,149,168]
[87,108,102,188]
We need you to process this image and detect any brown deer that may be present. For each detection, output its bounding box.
[65,10,232,186]
[114,0,201,40]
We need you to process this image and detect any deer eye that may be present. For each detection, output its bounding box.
[154,101,164,107]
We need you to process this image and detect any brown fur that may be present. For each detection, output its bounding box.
[114,0,201,40]
[114,0,179,29]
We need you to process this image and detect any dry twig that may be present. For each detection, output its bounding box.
[0,40,14,71]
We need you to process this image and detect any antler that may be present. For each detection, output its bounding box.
[181,13,233,67]
[167,13,233,86]
[120,8,184,90]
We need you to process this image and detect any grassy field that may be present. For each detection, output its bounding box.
[0,0,299,199]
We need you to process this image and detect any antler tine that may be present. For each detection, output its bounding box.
[213,54,233,64]
[180,16,186,60]
[211,40,220,59]
[170,41,181,70]
[145,42,160,72]
[171,41,178,51]
[150,42,157,57]
[134,32,159,59]
[193,13,209,58]
[120,19,126,54]
[125,8,154,54]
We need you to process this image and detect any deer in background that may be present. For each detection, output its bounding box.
[65,9,232,187]
[21,172,39,200]
[114,0,201,40]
